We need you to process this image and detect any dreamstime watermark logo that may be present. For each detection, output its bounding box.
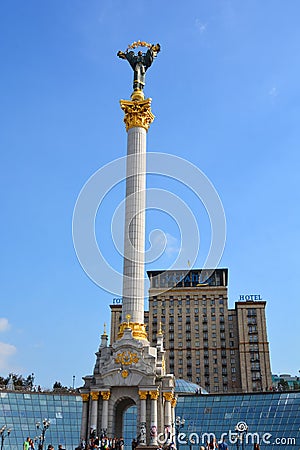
[72,152,226,296]
[157,421,297,446]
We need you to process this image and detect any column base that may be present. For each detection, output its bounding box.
[117,322,148,340]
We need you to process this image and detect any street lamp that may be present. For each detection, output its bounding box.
[0,426,12,450]
[175,416,185,450]
[36,419,50,450]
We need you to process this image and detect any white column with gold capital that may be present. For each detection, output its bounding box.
[118,99,154,341]
[90,391,100,432]
[149,390,159,445]
[80,394,90,441]
[101,391,111,433]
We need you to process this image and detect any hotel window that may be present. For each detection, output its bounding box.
[230,350,235,355]
[211,299,215,306]
[231,367,236,373]
[228,315,233,321]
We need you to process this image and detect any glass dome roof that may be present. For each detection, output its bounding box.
[175,378,208,394]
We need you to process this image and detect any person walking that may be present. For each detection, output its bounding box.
[219,437,228,450]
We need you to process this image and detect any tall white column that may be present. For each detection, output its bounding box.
[122,126,147,324]
[119,99,155,338]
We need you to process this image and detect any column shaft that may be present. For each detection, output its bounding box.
[102,400,109,432]
[122,126,147,323]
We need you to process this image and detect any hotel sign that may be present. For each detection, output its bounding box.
[239,294,262,301]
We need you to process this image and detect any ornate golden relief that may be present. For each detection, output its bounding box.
[117,321,148,340]
[101,391,111,401]
[90,391,100,401]
[149,390,159,400]
[81,393,89,402]
[138,390,148,400]
[121,369,129,378]
[163,392,173,402]
[115,350,139,366]
[120,99,155,132]
[127,41,152,50]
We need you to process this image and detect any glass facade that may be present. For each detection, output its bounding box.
[0,391,82,450]
[175,392,300,449]
[124,391,300,450]
[1,390,299,450]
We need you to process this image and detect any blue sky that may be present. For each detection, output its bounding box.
[1,0,299,389]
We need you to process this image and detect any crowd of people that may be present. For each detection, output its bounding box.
[23,438,65,450]
[78,435,125,450]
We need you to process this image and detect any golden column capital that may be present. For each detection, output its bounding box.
[90,391,100,401]
[149,390,159,400]
[120,98,155,132]
[171,397,177,408]
[101,391,111,401]
[138,390,148,400]
[81,393,90,402]
[163,392,173,402]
